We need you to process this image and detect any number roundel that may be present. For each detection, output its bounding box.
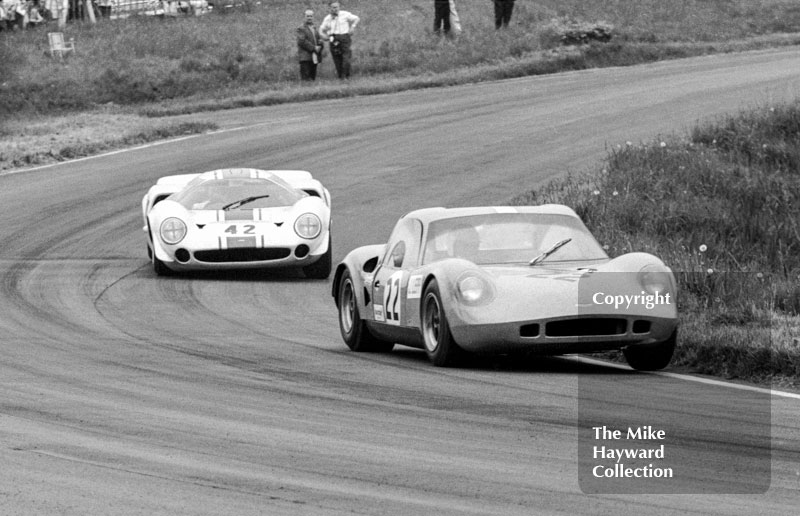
[382,271,403,325]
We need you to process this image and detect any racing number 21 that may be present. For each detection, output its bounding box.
[383,271,403,324]
[224,225,255,235]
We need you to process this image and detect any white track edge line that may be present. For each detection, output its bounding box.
[571,355,800,399]
[0,122,271,177]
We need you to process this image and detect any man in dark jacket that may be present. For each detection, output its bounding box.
[433,0,451,35]
[297,9,323,81]
[493,0,515,29]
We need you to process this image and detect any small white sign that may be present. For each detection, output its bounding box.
[374,305,385,322]
[407,274,423,299]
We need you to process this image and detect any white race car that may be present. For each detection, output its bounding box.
[142,168,331,278]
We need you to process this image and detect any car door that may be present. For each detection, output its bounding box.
[369,217,423,344]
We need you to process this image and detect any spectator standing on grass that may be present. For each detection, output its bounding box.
[433,0,450,35]
[296,8,324,81]
[493,0,515,29]
[449,0,462,35]
[319,1,359,80]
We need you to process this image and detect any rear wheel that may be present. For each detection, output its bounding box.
[338,269,393,352]
[303,236,332,279]
[623,330,677,371]
[421,279,464,367]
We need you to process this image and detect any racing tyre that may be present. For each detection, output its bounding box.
[338,269,393,352]
[303,237,332,279]
[623,330,677,371]
[421,279,464,367]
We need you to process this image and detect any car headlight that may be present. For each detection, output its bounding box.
[294,213,322,239]
[160,217,187,245]
[638,264,674,296]
[456,272,495,306]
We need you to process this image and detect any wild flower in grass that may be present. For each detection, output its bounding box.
[612,190,619,196]
[699,244,707,253]
[603,244,609,250]
[592,189,600,195]
[626,141,632,146]
[707,268,714,274]
[756,272,764,280]
[660,141,667,148]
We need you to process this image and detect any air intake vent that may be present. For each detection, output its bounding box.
[520,324,540,337]
[194,248,291,263]
[632,320,651,334]
[545,318,626,337]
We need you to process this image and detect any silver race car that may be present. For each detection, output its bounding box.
[332,205,678,369]
[142,168,331,278]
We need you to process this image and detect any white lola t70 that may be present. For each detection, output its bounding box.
[332,205,678,369]
[142,168,331,278]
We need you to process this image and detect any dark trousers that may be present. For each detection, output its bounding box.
[433,2,450,34]
[330,34,352,79]
[299,61,317,81]
[494,0,515,29]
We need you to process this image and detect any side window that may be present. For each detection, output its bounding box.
[390,241,406,268]
[381,218,423,269]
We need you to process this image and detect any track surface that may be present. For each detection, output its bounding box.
[2,49,800,515]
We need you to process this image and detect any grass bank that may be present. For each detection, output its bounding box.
[2,1,800,169]
[513,101,800,386]
[3,0,800,115]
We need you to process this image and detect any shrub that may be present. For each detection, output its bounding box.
[539,17,614,48]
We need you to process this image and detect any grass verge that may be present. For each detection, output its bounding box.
[0,114,215,171]
[512,101,800,386]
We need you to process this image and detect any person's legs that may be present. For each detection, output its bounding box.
[299,61,313,81]
[434,4,449,34]
[503,1,514,27]
[336,34,352,79]
[341,46,351,79]
[494,1,503,29]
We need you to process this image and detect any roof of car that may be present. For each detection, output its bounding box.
[156,169,313,187]
[403,205,580,224]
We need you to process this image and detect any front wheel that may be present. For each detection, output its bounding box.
[338,269,393,352]
[623,330,677,371]
[303,236,332,279]
[421,279,464,367]
[149,243,172,277]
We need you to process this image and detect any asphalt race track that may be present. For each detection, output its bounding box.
[1,48,800,515]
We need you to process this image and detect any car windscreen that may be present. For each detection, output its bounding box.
[422,213,608,265]
[171,178,306,210]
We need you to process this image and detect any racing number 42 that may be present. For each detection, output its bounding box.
[224,224,255,235]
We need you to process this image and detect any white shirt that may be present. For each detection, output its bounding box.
[319,10,359,38]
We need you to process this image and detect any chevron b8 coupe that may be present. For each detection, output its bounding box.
[142,168,331,278]
[332,205,678,369]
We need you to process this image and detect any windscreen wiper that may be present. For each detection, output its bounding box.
[221,195,270,211]
[529,238,572,266]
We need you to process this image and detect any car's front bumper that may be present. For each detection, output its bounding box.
[155,231,329,271]
[448,315,677,354]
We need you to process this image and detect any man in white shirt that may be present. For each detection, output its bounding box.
[319,1,359,79]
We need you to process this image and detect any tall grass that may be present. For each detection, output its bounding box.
[2,0,800,115]
[513,101,800,382]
